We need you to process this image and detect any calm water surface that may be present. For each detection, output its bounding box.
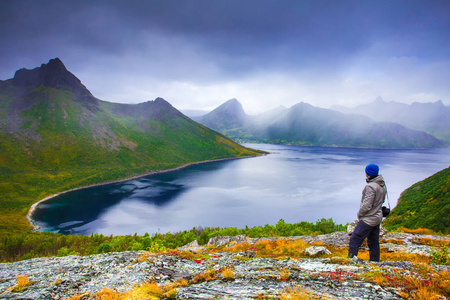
[32,144,450,235]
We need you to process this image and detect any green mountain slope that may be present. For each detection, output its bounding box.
[383,167,450,234]
[198,99,444,149]
[0,58,263,232]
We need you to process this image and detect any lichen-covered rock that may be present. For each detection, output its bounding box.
[2,232,449,299]
[208,234,249,246]
[347,220,358,235]
[302,246,331,256]
[297,231,350,247]
[178,240,205,252]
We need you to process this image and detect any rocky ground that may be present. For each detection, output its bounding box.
[1,232,449,299]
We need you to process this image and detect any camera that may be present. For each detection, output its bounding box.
[382,206,390,217]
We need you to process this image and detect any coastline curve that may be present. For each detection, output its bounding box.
[26,155,264,231]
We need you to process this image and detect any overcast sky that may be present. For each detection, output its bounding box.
[1,0,449,114]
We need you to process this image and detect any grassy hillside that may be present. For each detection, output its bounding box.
[0,59,264,234]
[383,167,450,234]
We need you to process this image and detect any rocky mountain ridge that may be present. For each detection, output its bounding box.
[193,98,444,149]
[1,232,449,299]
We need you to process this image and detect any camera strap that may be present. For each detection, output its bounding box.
[385,185,391,209]
[368,181,390,209]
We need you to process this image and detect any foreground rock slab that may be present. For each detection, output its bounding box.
[1,231,449,299]
[0,251,411,299]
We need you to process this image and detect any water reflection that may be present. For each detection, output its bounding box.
[33,160,235,234]
[32,144,450,235]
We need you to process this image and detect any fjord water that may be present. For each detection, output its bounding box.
[33,144,450,235]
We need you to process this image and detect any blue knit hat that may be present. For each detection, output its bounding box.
[365,164,379,177]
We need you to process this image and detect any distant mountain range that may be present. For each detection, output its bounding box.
[0,58,262,230]
[330,97,450,145]
[192,99,445,149]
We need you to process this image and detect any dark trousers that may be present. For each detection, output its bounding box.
[348,220,380,262]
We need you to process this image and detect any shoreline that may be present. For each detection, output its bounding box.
[26,155,264,232]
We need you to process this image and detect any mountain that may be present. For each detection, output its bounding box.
[383,167,450,234]
[194,98,247,133]
[330,97,450,145]
[0,58,263,232]
[196,99,444,148]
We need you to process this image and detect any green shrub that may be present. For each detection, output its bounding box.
[97,242,112,253]
[57,247,70,257]
[430,247,449,265]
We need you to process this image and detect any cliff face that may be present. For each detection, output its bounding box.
[1,232,449,299]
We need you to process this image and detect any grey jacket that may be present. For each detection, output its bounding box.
[357,175,387,226]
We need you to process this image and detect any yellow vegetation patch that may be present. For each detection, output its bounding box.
[413,286,441,300]
[191,268,217,284]
[356,249,431,264]
[279,267,290,281]
[66,278,192,300]
[279,285,331,300]
[412,237,450,247]
[358,265,450,299]
[92,288,123,300]
[397,227,436,235]
[222,266,235,280]
[380,238,405,245]
[10,275,33,293]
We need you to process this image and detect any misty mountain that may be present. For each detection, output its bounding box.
[196,99,444,149]
[180,109,209,117]
[0,58,262,223]
[193,98,248,133]
[330,97,450,144]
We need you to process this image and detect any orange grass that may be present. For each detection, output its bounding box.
[11,275,33,293]
[279,285,330,300]
[92,288,122,300]
[380,238,405,245]
[397,227,436,235]
[430,270,450,297]
[219,237,436,263]
[226,241,253,252]
[279,267,291,281]
[356,249,431,264]
[359,266,450,298]
[135,251,158,263]
[16,275,29,286]
[412,237,450,247]
[413,286,441,300]
[191,268,217,283]
[252,239,314,258]
[65,233,450,299]
[222,266,235,280]
[66,279,189,300]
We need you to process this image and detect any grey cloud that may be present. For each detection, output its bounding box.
[1,0,449,111]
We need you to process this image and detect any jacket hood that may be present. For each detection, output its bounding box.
[366,174,385,187]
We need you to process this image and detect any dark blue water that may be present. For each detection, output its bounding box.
[32,144,450,235]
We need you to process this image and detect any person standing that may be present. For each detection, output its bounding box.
[348,163,387,262]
